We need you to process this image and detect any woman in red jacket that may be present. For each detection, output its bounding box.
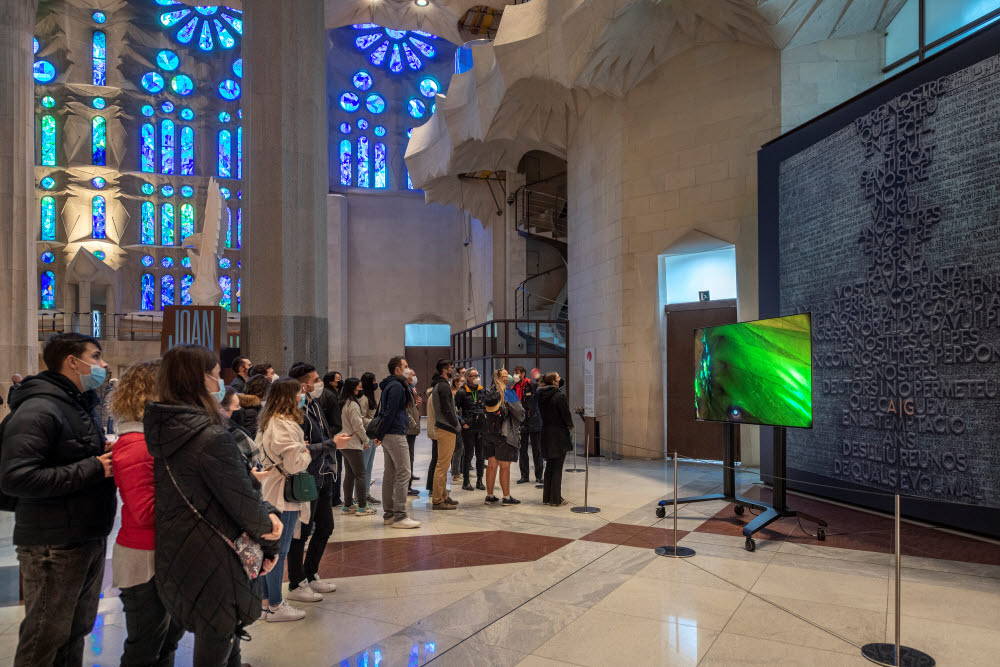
[111,360,187,666]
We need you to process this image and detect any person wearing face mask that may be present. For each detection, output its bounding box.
[250,362,276,383]
[455,368,487,491]
[0,333,117,667]
[403,369,422,497]
[339,378,374,515]
[320,371,345,508]
[512,366,544,485]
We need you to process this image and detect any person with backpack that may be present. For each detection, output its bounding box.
[374,356,421,529]
[0,333,117,667]
[512,366,543,485]
[481,369,525,506]
[455,369,487,491]
[358,372,381,507]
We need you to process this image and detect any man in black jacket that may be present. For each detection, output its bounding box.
[455,369,487,491]
[0,333,116,667]
[320,371,344,507]
[229,356,251,393]
[376,356,421,529]
[430,359,461,509]
[512,366,544,484]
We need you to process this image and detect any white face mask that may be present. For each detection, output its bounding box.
[513,374,521,383]
[410,376,418,386]
[270,374,278,383]
[309,382,324,399]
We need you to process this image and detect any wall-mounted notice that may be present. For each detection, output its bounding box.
[584,348,595,418]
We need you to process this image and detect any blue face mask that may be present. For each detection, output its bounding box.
[297,395,306,409]
[208,375,225,403]
[76,358,107,392]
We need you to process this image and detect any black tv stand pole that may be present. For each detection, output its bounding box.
[665,424,827,552]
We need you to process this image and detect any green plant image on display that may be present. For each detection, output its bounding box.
[694,313,813,428]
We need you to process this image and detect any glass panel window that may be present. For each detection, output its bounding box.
[180,203,195,242]
[236,126,242,178]
[339,139,352,186]
[181,274,193,305]
[219,275,232,310]
[374,142,387,189]
[40,115,56,166]
[91,195,106,239]
[225,207,232,248]
[140,123,155,172]
[160,274,175,310]
[886,0,919,64]
[236,208,242,248]
[160,119,175,174]
[925,0,1000,43]
[141,273,155,310]
[180,126,195,175]
[91,117,106,166]
[41,271,55,310]
[404,323,451,347]
[141,201,155,244]
[92,31,106,86]
[218,129,232,177]
[357,136,369,188]
[161,203,175,245]
[40,196,56,241]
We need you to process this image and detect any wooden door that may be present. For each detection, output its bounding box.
[665,301,738,460]
[404,346,451,416]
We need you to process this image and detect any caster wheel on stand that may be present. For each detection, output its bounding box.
[745,537,756,553]
[817,527,826,542]
[734,505,745,516]
[656,507,666,519]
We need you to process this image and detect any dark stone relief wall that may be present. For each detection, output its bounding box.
[778,53,1000,509]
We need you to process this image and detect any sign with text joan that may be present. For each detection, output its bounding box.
[160,306,226,356]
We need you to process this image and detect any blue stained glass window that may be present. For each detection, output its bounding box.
[180,107,194,120]
[41,252,54,263]
[407,170,414,190]
[219,258,231,269]
[358,118,369,130]
[141,273,155,310]
[141,105,155,117]
[370,41,389,66]
[236,208,242,248]
[198,21,213,51]
[94,250,106,260]
[157,49,179,70]
[181,256,191,268]
[353,23,380,29]
[160,274,174,310]
[385,28,407,40]
[181,274,193,305]
[236,126,242,179]
[237,278,241,312]
[92,117,106,166]
[339,139,351,186]
[161,257,174,268]
[92,31,106,85]
[92,11,106,23]
[195,7,219,16]
[33,37,39,54]
[389,44,403,73]
[181,126,195,175]
[358,136,370,188]
[232,58,243,78]
[41,271,55,310]
[419,77,438,98]
[339,122,352,134]
[374,143,387,189]
[402,43,422,70]
[160,120,175,174]
[161,203,174,245]
[141,72,164,93]
[356,33,381,50]
[340,92,360,112]
[220,187,231,199]
[141,183,155,195]
[91,195,106,239]
[219,275,232,311]
[218,130,232,177]
[353,70,373,90]
[40,196,56,241]
[161,185,174,197]
[219,111,231,122]
[41,96,55,108]
[93,97,106,109]
[225,207,232,248]
[141,202,155,244]
[161,101,175,113]
[218,79,240,100]
[91,177,106,189]
[181,185,194,197]
[407,98,426,118]
[214,19,236,49]
[171,74,194,95]
[33,61,56,83]
[141,254,154,267]
[41,115,56,166]
[221,13,242,35]
[409,36,436,58]
[366,94,385,114]
[180,203,194,242]
[374,125,386,137]
[141,123,155,172]
[40,177,55,190]
[160,9,191,27]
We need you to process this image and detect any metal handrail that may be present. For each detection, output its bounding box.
[515,187,568,239]
[515,285,569,321]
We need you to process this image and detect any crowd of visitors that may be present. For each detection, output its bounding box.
[0,333,575,666]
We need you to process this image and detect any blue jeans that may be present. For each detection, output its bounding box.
[362,440,378,499]
[262,510,298,607]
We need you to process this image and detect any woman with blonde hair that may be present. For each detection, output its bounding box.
[255,377,314,622]
[482,368,525,505]
[111,360,186,666]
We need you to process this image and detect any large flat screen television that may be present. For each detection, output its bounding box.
[694,313,813,428]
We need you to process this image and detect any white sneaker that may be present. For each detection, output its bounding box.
[308,578,337,594]
[266,601,306,622]
[286,583,323,602]
[391,517,421,529]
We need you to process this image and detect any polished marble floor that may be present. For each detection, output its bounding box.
[0,433,998,666]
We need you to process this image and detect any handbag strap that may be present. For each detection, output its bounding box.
[163,459,238,552]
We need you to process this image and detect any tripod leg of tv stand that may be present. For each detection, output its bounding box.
[742,507,781,538]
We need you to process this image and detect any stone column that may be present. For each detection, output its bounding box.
[0,0,40,379]
[242,0,329,373]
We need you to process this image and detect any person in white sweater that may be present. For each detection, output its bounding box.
[339,378,376,516]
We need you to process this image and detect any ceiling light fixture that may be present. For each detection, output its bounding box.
[415,0,429,6]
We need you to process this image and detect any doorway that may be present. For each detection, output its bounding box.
[404,346,451,416]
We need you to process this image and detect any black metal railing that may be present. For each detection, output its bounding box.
[515,187,568,240]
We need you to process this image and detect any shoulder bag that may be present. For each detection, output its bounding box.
[163,460,264,580]
[364,397,383,440]
[262,429,319,503]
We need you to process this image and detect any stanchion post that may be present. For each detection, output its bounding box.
[654,452,695,558]
[860,493,934,666]
[567,425,584,473]
[571,433,600,514]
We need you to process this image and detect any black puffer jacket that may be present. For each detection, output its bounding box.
[537,386,573,459]
[0,371,116,545]
[235,393,262,437]
[144,403,278,638]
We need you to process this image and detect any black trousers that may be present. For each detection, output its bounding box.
[543,453,566,504]
[518,431,543,481]
[425,440,437,492]
[287,474,335,588]
[341,449,366,507]
[15,539,106,667]
[192,634,241,667]
[119,576,186,667]
[461,430,485,483]
[406,434,417,487]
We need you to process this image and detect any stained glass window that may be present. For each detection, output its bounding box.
[141,255,154,267]
[160,119,175,174]
[141,183,155,195]
[141,273,155,310]
[161,257,174,268]
[225,207,232,248]
[40,177,55,189]
[181,185,194,197]
[141,104,155,117]
[92,177,106,189]
[161,203,175,246]
[180,126,195,175]
[91,117,106,166]
[33,61,56,83]
[374,142,387,189]
[40,115,56,166]
[339,139,352,186]
[41,271,55,310]
[340,92,360,112]
[389,44,403,73]
[157,49,179,70]
[357,118,369,130]
[92,11,106,23]
[41,96,55,108]
[180,107,194,120]
[92,97,106,109]
[94,250,106,260]
[219,275,232,311]
[141,202,155,244]
[219,258,231,269]
[232,58,242,78]
[237,277,241,312]
[218,129,231,177]
[218,79,240,100]
[40,196,56,241]
[353,70,373,90]
[236,208,242,248]
[419,77,438,98]
[407,98,426,118]
[366,94,385,114]
[181,274,193,305]
[141,72,164,93]
[92,31,106,85]
[41,252,54,263]
[358,137,370,188]
[160,275,175,310]
[92,195,106,239]
[236,126,242,178]
[180,203,194,242]
[402,43,421,71]
[407,170,414,190]
[140,123,155,172]
[339,122,352,134]
[161,185,174,196]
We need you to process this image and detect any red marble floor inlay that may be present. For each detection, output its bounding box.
[694,487,1000,567]
[581,523,690,549]
[314,530,572,579]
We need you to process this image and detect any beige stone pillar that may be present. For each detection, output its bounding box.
[0,0,40,378]
[242,0,329,373]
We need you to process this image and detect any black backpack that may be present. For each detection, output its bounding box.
[0,412,18,511]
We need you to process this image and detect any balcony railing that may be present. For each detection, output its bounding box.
[37,311,241,347]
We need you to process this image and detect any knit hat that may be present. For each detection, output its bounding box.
[483,389,502,411]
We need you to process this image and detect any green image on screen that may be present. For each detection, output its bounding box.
[694,313,813,428]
